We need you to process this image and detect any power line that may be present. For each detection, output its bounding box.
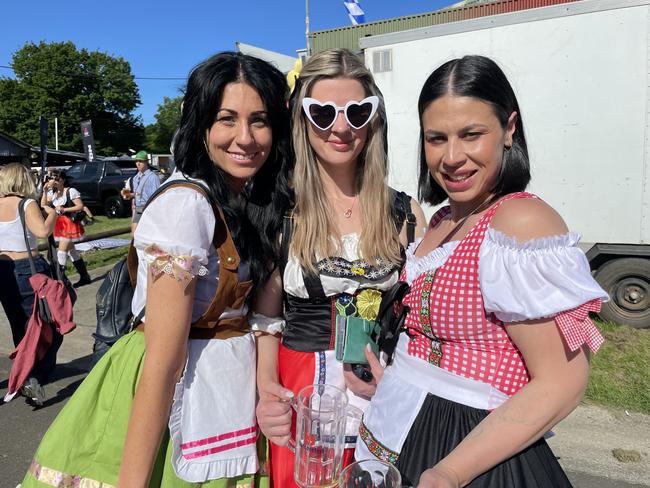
[0,64,185,81]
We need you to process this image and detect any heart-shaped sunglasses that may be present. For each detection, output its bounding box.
[302,96,379,130]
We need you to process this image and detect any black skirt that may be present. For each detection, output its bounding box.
[395,393,572,487]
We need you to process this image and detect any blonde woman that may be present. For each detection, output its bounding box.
[255,48,427,488]
[0,163,59,404]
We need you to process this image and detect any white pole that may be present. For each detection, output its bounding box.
[54,117,59,151]
[306,0,311,56]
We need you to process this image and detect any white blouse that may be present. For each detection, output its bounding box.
[283,233,399,298]
[405,228,608,322]
[47,187,80,207]
[130,172,248,323]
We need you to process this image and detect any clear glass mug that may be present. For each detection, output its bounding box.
[291,384,359,488]
[338,459,403,488]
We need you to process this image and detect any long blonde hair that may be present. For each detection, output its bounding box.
[0,163,37,198]
[290,49,402,270]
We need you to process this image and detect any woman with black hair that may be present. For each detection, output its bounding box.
[354,55,608,487]
[22,51,292,488]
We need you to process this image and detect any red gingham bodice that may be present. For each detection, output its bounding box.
[403,192,536,396]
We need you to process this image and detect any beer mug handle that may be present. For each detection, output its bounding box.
[287,396,299,454]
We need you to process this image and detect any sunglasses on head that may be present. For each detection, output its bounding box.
[302,95,379,131]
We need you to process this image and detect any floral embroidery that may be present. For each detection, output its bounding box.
[418,272,443,366]
[28,458,115,487]
[316,255,398,281]
[143,244,208,289]
[359,421,399,464]
[356,289,382,321]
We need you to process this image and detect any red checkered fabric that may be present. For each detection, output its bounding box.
[554,299,604,352]
[403,192,603,396]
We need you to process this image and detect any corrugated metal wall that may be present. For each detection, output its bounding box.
[311,0,578,53]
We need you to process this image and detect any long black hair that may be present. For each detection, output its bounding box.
[173,51,293,285]
[417,55,530,205]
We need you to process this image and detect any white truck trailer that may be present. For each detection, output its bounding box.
[360,0,650,327]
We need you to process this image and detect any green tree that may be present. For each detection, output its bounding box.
[0,41,144,155]
[145,95,183,154]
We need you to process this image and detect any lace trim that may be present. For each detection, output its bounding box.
[359,420,399,464]
[316,255,399,281]
[27,458,115,487]
[554,299,605,353]
[143,244,208,289]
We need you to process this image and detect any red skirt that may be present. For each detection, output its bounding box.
[269,345,355,488]
[54,215,84,241]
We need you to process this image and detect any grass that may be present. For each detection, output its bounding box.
[584,320,650,414]
[63,215,132,273]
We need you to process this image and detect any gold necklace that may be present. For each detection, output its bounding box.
[332,195,357,219]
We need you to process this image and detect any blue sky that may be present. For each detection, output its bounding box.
[1,1,452,126]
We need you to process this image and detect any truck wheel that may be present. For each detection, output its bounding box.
[595,258,650,329]
[104,196,125,219]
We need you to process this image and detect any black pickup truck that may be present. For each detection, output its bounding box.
[65,159,137,218]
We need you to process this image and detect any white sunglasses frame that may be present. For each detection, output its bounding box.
[302,95,379,130]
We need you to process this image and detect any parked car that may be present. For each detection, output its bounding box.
[65,159,136,218]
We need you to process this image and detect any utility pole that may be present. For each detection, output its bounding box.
[306,0,311,56]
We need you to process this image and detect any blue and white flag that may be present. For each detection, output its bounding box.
[343,0,365,25]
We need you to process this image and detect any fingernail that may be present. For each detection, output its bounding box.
[366,343,371,351]
[284,390,294,399]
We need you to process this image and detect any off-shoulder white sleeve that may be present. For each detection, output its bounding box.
[134,186,215,286]
[68,188,81,200]
[479,228,608,322]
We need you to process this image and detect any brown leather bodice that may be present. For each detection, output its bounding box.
[127,182,253,340]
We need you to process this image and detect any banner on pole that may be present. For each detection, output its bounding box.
[80,120,96,162]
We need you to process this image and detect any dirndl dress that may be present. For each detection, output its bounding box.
[22,330,268,488]
[22,173,269,487]
[355,192,609,487]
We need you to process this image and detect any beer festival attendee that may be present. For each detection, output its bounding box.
[354,55,608,488]
[122,150,161,233]
[255,48,426,488]
[0,163,59,405]
[41,169,91,287]
[21,51,292,487]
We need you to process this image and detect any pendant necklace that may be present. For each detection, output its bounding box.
[342,196,357,219]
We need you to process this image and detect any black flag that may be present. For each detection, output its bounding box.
[80,120,96,161]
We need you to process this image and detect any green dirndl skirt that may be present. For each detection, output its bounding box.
[21,330,269,488]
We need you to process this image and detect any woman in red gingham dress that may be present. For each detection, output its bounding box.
[354,56,608,488]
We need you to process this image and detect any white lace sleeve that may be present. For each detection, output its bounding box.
[134,186,215,287]
[479,228,608,322]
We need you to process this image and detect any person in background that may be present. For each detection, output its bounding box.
[40,169,91,287]
[255,48,427,488]
[0,163,60,405]
[354,55,609,488]
[121,150,161,233]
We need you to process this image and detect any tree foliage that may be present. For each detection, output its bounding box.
[145,95,182,154]
[0,41,144,155]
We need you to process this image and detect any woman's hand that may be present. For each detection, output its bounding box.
[55,205,65,214]
[417,465,462,488]
[256,379,293,446]
[342,345,385,400]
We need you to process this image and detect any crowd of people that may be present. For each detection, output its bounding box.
[2,47,608,488]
